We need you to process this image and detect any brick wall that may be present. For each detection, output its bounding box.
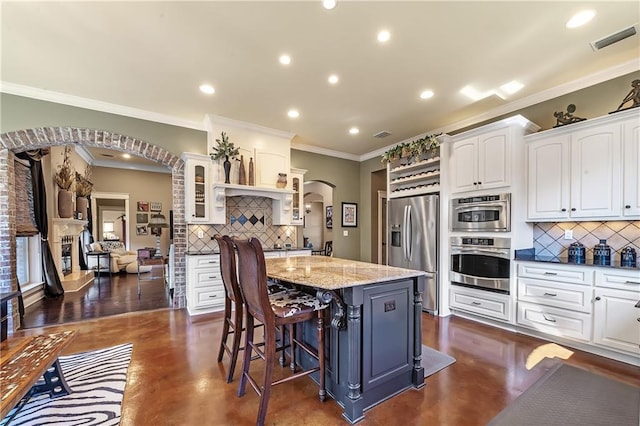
[0,128,188,333]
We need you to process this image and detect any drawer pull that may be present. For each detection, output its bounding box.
[543,272,558,276]
[208,295,217,298]
[208,276,218,279]
[543,292,557,297]
[542,314,556,323]
[207,261,217,264]
[625,281,640,285]
[471,301,481,306]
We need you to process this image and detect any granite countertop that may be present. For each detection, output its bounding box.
[265,256,425,290]
[514,248,639,271]
[186,247,312,256]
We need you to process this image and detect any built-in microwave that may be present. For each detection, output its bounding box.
[450,193,510,232]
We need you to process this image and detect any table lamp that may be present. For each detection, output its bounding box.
[149,213,168,258]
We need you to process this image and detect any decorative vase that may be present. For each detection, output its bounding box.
[76,196,88,220]
[276,173,287,189]
[238,155,246,185]
[249,157,255,186]
[223,156,231,184]
[58,189,73,218]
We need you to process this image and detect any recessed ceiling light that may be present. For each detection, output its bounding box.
[500,81,524,95]
[122,153,131,159]
[328,74,339,84]
[199,84,215,95]
[322,0,337,10]
[377,30,391,43]
[349,127,359,135]
[279,54,291,65]
[287,109,299,118]
[566,10,595,29]
[420,90,434,99]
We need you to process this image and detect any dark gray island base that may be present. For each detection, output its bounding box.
[266,257,426,423]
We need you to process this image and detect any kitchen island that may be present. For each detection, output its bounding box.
[265,256,426,424]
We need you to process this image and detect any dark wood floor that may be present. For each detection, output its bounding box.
[13,309,639,425]
[21,268,171,329]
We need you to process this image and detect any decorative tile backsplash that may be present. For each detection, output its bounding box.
[533,221,640,260]
[187,196,297,253]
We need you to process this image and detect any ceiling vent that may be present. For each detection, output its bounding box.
[590,24,638,51]
[373,130,392,138]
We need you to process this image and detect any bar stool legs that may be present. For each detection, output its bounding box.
[217,297,244,383]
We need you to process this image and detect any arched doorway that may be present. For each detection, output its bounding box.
[0,127,187,332]
[302,181,334,253]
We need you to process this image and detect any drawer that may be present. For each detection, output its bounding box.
[517,262,593,285]
[193,287,225,309]
[517,301,591,342]
[192,268,223,289]
[450,286,512,322]
[518,278,592,313]
[595,269,640,291]
[187,255,221,269]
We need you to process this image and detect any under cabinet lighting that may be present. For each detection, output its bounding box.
[122,153,131,159]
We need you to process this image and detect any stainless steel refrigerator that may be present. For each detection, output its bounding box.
[387,194,439,313]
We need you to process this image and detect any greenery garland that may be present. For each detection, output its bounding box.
[381,133,441,164]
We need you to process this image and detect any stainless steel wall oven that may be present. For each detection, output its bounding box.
[450,236,511,294]
[450,193,511,232]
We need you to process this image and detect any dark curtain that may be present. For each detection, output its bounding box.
[16,150,64,297]
[78,195,93,270]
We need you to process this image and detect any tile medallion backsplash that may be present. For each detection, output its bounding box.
[533,221,640,260]
[187,196,297,253]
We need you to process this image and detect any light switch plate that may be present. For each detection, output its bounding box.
[343,230,349,237]
[564,229,573,240]
[197,230,204,239]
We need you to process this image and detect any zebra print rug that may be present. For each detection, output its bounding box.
[1,343,133,426]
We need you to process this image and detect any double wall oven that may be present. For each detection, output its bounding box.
[450,193,512,295]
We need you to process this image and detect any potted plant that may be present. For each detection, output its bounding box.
[55,145,75,218]
[75,165,93,220]
[209,131,240,184]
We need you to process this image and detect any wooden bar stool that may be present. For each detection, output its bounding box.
[234,238,329,425]
[215,235,294,383]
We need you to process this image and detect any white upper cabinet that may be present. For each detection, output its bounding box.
[623,118,640,217]
[449,117,537,195]
[183,153,211,223]
[290,168,307,226]
[527,135,571,220]
[525,109,638,221]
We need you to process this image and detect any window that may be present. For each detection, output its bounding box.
[16,235,43,292]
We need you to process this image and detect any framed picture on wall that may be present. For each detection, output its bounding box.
[137,201,149,212]
[326,206,333,229]
[341,202,357,227]
[150,202,162,212]
[136,225,148,236]
[136,213,148,224]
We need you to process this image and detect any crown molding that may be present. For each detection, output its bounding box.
[204,114,295,140]
[359,59,640,162]
[290,142,360,162]
[0,81,205,131]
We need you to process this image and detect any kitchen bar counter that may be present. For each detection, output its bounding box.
[515,248,639,270]
[265,256,425,424]
[186,247,311,256]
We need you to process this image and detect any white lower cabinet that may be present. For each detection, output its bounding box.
[450,286,513,322]
[515,261,640,361]
[592,270,640,355]
[517,301,591,342]
[186,254,225,315]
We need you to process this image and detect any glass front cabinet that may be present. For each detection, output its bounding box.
[290,168,307,226]
[183,153,211,223]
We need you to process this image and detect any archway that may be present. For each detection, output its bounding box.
[0,127,187,332]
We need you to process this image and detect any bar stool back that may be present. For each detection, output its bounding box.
[234,237,329,425]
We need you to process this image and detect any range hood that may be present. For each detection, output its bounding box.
[211,183,294,225]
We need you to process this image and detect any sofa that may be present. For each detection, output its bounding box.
[87,241,138,273]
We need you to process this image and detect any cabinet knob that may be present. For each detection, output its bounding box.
[595,296,601,301]
[637,318,640,323]
[473,182,478,185]
[561,208,567,212]
[625,205,631,209]
[571,208,576,211]
[477,181,482,185]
